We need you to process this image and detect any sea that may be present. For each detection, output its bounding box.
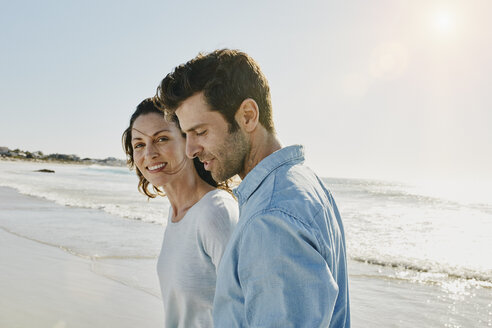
[1,160,491,327]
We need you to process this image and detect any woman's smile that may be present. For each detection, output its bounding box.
[147,162,167,172]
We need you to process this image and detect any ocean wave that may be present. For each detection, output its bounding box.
[351,256,492,285]
[84,165,132,175]
[325,177,438,201]
[0,182,168,226]
[324,177,492,213]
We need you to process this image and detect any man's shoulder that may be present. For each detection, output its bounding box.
[274,163,324,192]
[248,163,331,223]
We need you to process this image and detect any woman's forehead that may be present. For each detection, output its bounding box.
[132,113,178,136]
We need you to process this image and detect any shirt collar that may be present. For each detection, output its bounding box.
[233,145,305,205]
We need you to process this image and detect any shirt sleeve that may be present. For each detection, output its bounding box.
[198,193,239,272]
[237,210,339,327]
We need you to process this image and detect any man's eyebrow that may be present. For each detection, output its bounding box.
[131,128,171,140]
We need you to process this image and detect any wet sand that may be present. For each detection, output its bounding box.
[0,228,164,328]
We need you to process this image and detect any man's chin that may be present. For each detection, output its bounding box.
[211,172,224,183]
[211,170,231,183]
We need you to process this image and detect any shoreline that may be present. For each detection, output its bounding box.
[0,186,164,328]
[0,228,164,328]
[1,186,491,327]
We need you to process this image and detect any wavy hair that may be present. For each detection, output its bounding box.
[122,98,231,198]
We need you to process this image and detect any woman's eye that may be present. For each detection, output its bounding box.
[157,136,169,142]
[133,143,144,149]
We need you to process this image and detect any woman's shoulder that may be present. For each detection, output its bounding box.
[199,189,236,210]
[194,189,239,230]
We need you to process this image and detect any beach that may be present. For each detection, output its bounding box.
[0,187,164,328]
[1,160,491,327]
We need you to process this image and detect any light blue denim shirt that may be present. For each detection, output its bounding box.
[213,145,350,327]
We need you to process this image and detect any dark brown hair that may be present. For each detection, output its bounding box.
[122,98,223,198]
[156,49,275,133]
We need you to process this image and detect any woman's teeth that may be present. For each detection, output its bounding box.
[148,163,166,170]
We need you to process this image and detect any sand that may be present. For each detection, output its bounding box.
[0,185,164,328]
[0,228,164,328]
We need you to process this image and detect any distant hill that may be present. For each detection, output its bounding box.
[0,146,126,167]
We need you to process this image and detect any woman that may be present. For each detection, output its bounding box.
[122,98,238,328]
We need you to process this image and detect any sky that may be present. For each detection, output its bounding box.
[1,0,491,182]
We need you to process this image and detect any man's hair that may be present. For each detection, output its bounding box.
[156,49,275,133]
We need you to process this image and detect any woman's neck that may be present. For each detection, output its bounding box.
[163,164,215,223]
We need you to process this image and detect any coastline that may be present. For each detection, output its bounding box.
[0,228,164,328]
[349,260,492,327]
[0,156,126,167]
[1,186,490,327]
[0,186,163,328]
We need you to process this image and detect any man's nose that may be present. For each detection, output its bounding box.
[185,135,202,159]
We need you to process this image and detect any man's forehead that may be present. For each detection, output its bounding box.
[178,111,221,134]
[176,106,205,128]
[176,103,218,128]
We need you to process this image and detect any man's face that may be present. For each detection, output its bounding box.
[176,92,250,182]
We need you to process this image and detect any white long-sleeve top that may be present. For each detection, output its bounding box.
[157,189,238,328]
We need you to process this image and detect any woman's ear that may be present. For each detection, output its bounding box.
[235,98,259,133]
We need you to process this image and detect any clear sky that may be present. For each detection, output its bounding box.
[1,0,491,182]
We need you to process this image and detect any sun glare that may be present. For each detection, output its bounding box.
[432,10,456,37]
[435,12,452,31]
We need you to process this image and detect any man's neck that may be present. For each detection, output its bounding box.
[239,130,282,180]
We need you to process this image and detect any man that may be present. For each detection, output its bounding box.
[157,49,350,327]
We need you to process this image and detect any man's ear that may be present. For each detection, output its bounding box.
[235,98,259,133]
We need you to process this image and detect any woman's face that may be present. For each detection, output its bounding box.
[131,112,189,188]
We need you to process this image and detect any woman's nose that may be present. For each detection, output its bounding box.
[145,143,159,158]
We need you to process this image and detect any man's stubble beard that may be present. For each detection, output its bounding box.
[211,129,250,183]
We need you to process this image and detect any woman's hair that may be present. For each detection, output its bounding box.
[122,98,229,198]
